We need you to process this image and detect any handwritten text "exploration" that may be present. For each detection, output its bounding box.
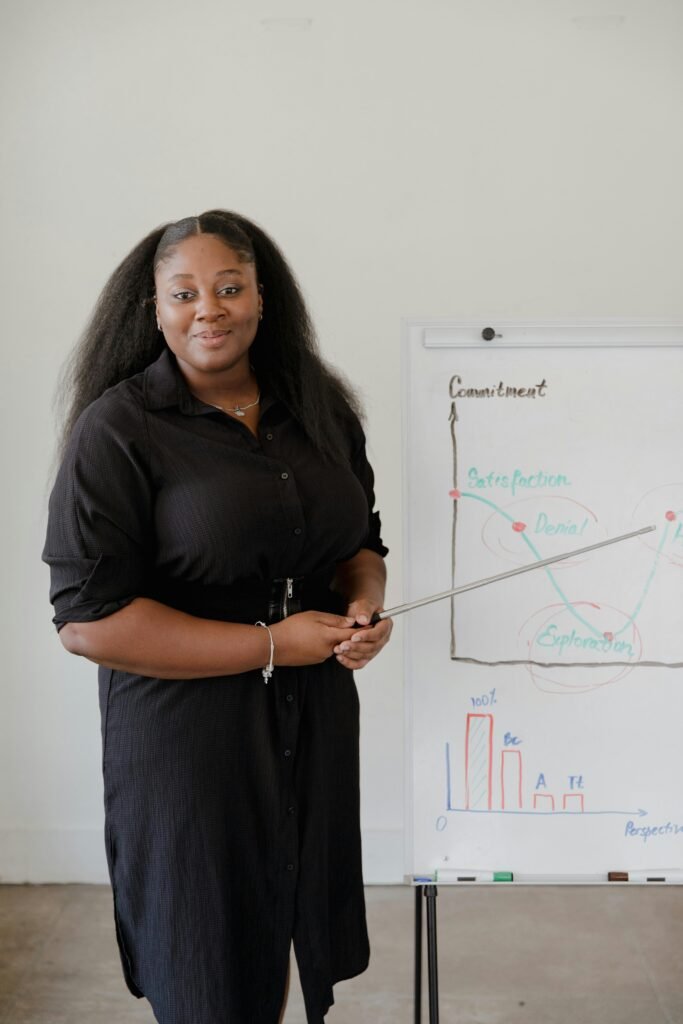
[536,625,635,659]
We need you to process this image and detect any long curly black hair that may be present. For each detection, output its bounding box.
[57,209,362,463]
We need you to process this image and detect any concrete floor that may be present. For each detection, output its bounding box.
[0,884,681,1023]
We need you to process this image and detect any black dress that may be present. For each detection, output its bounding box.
[42,349,388,1024]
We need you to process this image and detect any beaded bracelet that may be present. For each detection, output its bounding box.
[255,621,275,683]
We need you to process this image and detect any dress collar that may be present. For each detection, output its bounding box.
[142,348,275,417]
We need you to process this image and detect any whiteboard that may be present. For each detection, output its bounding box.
[403,322,683,881]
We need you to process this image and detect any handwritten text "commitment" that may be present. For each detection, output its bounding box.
[449,376,548,399]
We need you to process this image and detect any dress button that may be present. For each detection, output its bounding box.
[266,433,273,440]
[286,863,295,872]
[293,527,302,536]
[284,749,292,758]
[286,693,294,703]
[281,472,289,480]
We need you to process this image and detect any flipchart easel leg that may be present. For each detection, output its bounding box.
[414,885,422,1023]
[426,886,440,1022]
[414,885,440,1024]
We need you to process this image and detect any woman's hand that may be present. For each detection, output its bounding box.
[269,611,357,667]
[333,599,393,671]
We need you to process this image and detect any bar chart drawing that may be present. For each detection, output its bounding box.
[447,711,590,817]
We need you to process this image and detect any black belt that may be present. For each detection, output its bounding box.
[146,566,343,626]
[268,576,301,624]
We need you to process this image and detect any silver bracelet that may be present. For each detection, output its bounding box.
[255,621,275,683]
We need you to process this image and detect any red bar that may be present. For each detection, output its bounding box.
[465,713,493,810]
[501,750,523,810]
[533,793,555,811]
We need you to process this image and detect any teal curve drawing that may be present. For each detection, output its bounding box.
[454,490,671,641]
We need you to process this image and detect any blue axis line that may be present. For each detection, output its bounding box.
[457,491,669,639]
[445,807,648,818]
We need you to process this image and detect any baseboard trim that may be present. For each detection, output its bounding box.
[1,826,405,885]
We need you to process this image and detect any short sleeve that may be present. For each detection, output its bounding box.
[42,391,153,631]
[348,415,389,559]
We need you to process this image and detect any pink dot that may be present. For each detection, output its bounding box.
[603,632,614,642]
[512,521,527,532]
[449,489,461,499]
[665,510,676,522]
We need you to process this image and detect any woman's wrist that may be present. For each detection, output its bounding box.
[254,621,275,682]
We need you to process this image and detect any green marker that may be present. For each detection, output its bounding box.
[436,869,514,883]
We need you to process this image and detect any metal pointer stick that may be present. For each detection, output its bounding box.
[361,525,656,626]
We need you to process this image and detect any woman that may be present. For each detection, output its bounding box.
[42,210,392,1024]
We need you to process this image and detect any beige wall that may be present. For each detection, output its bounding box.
[2,0,682,882]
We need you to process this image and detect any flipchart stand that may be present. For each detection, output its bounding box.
[414,884,440,1023]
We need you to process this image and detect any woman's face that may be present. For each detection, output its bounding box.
[154,233,262,386]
